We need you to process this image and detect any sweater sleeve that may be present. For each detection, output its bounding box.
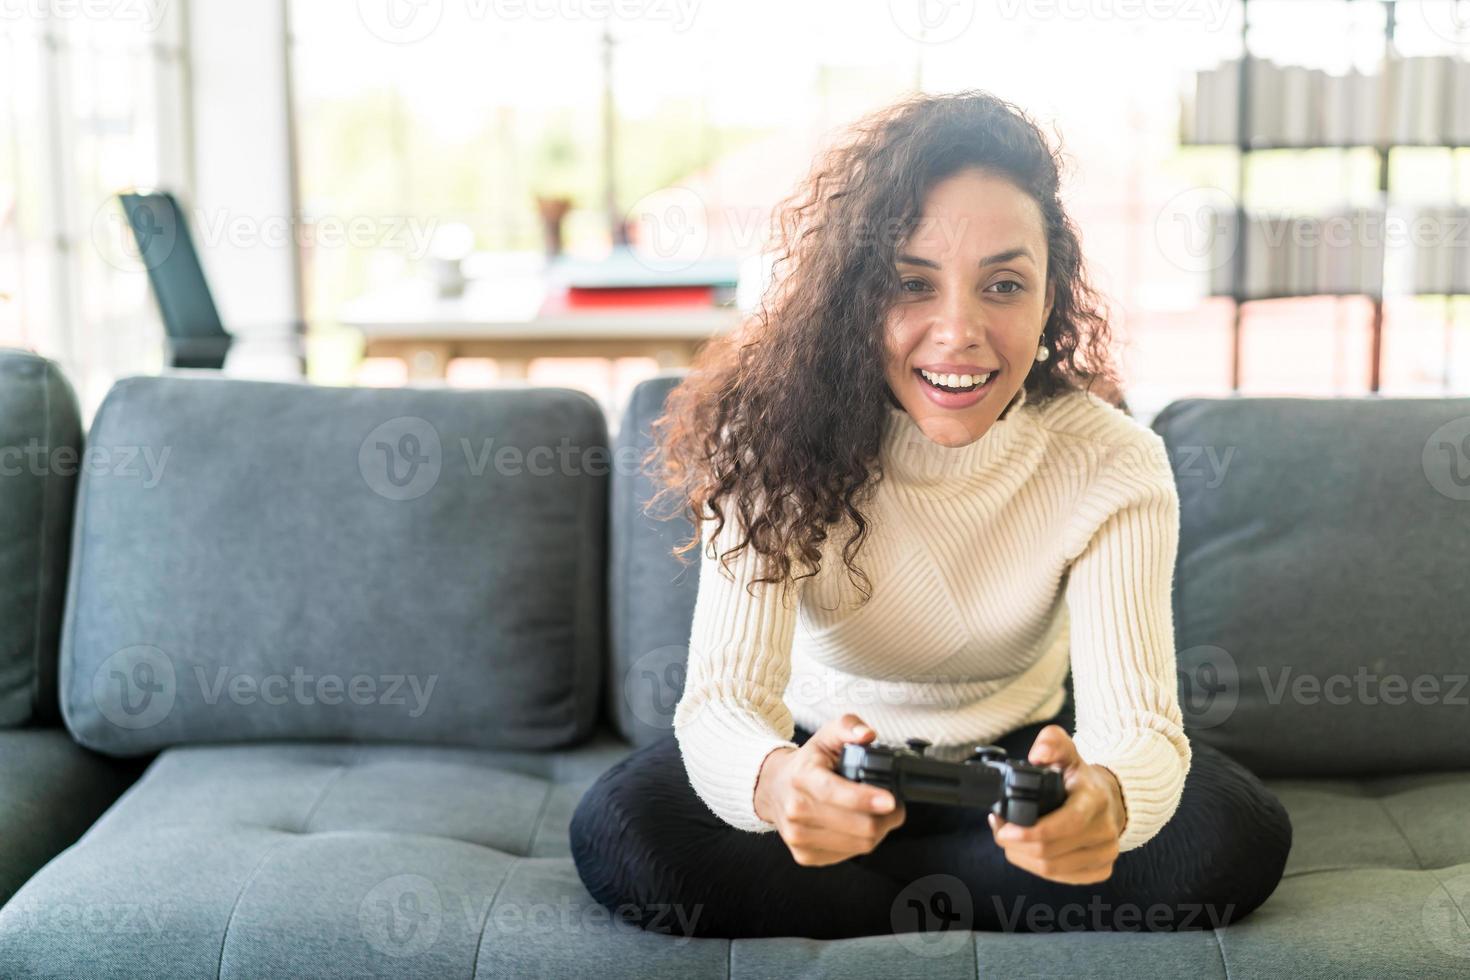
[1062,433,1192,853]
[672,502,800,833]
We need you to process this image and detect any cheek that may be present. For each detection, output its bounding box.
[882,311,921,365]
[995,315,1042,360]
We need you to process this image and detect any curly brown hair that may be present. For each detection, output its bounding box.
[643,89,1124,607]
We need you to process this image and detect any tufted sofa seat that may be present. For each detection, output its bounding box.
[6,737,1465,979]
[0,727,684,977]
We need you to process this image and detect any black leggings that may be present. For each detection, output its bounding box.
[569,696,1293,940]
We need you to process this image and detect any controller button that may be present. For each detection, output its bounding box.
[1007,800,1040,825]
[905,737,931,755]
[1010,771,1043,791]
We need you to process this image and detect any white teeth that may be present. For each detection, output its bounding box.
[921,369,992,390]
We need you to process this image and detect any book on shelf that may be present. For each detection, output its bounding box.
[1387,55,1445,146]
[1187,54,1469,148]
[1408,205,1470,295]
[1450,58,1470,146]
[1208,207,1396,299]
[1247,58,1280,145]
[1347,67,1384,147]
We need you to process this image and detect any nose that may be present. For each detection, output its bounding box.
[928,293,987,352]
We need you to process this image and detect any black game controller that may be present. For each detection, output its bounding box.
[839,737,1067,826]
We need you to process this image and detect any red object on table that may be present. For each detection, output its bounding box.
[539,285,716,316]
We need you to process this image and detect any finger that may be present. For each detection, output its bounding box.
[802,765,898,815]
[998,827,1116,863]
[993,783,1107,844]
[994,798,1089,845]
[1027,724,1078,769]
[788,845,853,868]
[785,815,891,858]
[797,796,905,846]
[807,715,877,765]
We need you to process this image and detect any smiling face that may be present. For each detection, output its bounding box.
[883,167,1055,448]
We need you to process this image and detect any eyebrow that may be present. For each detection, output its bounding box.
[896,247,1034,269]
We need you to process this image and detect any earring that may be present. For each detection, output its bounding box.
[1035,342,1050,363]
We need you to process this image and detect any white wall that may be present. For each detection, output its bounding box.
[187,0,303,379]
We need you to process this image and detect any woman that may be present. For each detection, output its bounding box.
[570,90,1291,941]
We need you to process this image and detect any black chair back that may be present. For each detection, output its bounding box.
[118,190,232,370]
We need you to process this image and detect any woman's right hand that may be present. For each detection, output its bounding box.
[753,713,906,866]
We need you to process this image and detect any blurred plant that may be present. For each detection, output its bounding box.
[530,113,583,203]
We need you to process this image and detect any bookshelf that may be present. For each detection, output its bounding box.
[1179,0,1470,391]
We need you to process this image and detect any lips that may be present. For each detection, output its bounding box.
[915,368,987,393]
[913,367,996,408]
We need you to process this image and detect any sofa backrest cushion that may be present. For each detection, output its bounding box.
[607,372,700,746]
[1152,396,1470,776]
[60,376,606,755]
[0,350,83,727]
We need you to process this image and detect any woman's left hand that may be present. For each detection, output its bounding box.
[987,724,1126,885]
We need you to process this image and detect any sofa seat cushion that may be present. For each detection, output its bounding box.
[3,736,1468,979]
[0,728,144,903]
[1265,772,1470,875]
[1222,772,1470,978]
[0,724,648,979]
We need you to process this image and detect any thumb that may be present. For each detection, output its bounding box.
[1027,724,1078,769]
[813,714,875,755]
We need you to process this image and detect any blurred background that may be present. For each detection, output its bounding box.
[3,0,1470,433]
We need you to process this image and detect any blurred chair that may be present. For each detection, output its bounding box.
[117,190,234,370]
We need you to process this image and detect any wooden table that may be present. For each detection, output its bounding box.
[339,275,743,381]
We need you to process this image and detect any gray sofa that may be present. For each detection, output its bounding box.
[0,351,149,909]
[0,350,1466,978]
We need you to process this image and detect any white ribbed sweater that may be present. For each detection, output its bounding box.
[671,385,1192,853]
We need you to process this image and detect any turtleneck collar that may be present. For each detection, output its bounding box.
[881,385,1032,484]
